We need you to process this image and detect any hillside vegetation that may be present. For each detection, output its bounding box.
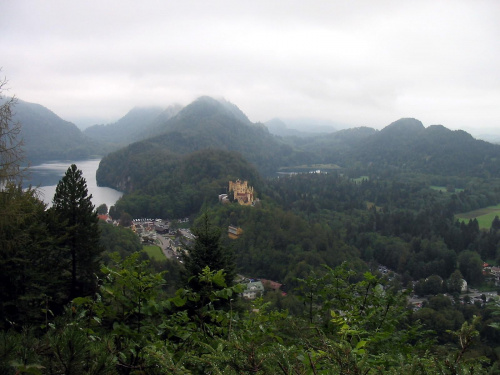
[11,99,105,162]
[101,148,263,218]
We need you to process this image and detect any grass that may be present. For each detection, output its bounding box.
[430,185,465,193]
[455,204,500,229]
[352,176,369,184]
[143,245,166,261]
[278,164,341,172]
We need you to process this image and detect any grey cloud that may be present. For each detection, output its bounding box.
[1,1,500,132]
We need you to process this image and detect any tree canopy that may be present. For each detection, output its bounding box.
[51,164,102,299]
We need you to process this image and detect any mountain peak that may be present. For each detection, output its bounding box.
[174,96,252,127]
[381,118,425,135]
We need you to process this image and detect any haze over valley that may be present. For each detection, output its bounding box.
[4,1,500,372]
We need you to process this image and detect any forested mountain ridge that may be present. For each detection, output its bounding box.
[350,118,500,177]
[292,125,376,157]
[265,117,337,137]
[13,94,500,179]
[83,104,183,146]
[265,117,339,138]
[97,96,315,192]
[10,99,105,162]
[293,117,500,177]
[152,96,257,135]
[83,106,164,144]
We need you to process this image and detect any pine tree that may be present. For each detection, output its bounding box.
[52,164,102,299]
[492,215,500,231]
[181,212,236,290]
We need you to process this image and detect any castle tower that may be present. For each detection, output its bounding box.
[229,179,255,206]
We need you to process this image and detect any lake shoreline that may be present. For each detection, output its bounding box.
[23,159,123,208]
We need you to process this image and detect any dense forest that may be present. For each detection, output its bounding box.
[5,92,500,372]
[9,99,106,163]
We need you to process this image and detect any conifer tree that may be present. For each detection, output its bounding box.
[181,212,236,290]
[52,164,102,299]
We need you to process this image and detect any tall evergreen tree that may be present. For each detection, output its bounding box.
[181,212,236,290]
[51,164,102,299]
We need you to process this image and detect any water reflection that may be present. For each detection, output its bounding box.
[24,159,123,208]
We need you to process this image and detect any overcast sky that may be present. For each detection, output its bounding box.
[2,1,500,133]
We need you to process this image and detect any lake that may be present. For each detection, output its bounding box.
[24,159,123,208]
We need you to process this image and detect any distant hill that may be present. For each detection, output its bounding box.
[284,117,339,133]
[265,118,307,137]
[11,99,104,163]
[475,133,500,144]
[352,119,500,176]
[300,118,500,177]
[97,96,314,193]
[265,117,337,138]
[290,125,377,161]
[290,117,500,177]
[83,104,182,146]
[354,118,427,163]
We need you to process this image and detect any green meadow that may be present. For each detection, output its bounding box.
[143,245,166,260]
[455,204,500,229]
[352,176,369,184]
[278,163,341,172]
[430,185,465,193]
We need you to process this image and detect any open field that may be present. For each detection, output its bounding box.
[430,185,465,193]
[353,176,369,183]
[455,204,500,229]
[278,164,341,172]
[143,245,165,260]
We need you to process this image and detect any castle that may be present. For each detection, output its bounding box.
[229,179,255,206]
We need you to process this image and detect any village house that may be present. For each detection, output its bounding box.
[219,194,230,204]
[97,214,112,224]
[260,279,284,294]
[242,281,265,299]
[483,263,500,285]
[228,225,243,239]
